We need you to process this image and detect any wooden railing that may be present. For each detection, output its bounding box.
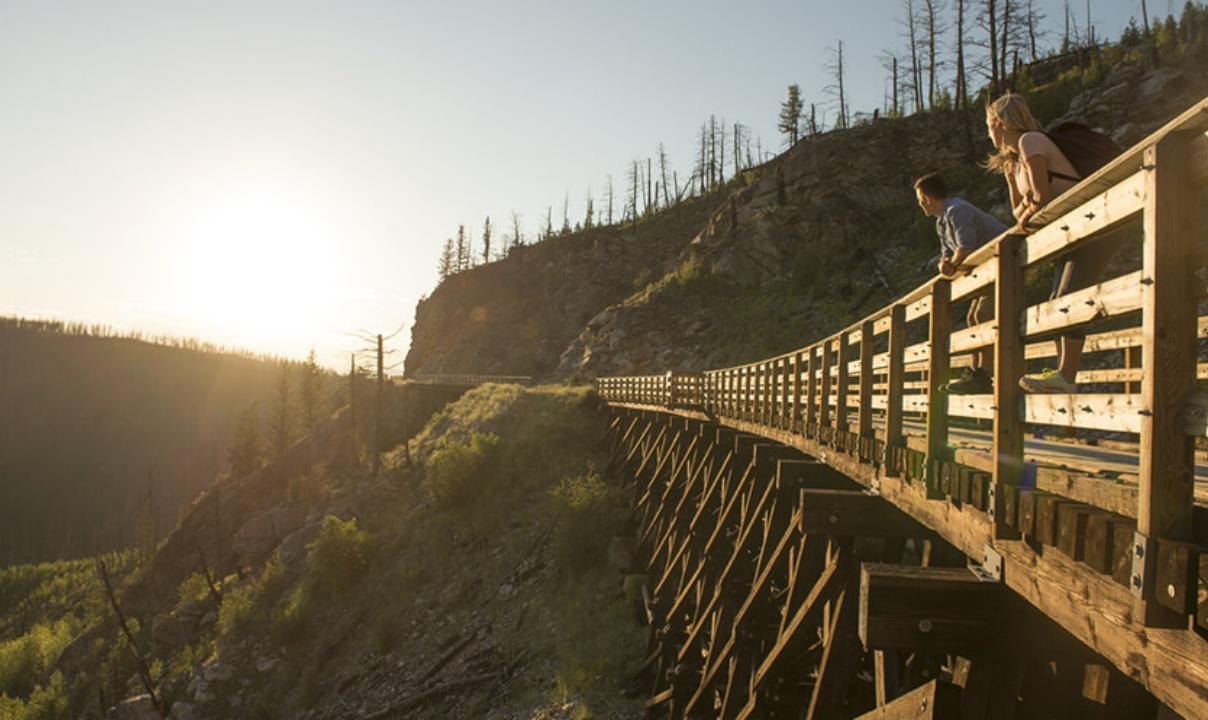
[598,97,1208,632]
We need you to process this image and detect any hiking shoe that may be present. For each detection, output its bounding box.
[943,368,993,395]
[1018,368,1077,394]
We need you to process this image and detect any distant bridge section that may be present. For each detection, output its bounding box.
[408,374,533,387]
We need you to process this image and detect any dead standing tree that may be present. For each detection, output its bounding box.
[347,323,406,474]
[825,41,850,130]
[96,559,166,718]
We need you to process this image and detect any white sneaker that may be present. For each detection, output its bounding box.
[1018,369,1076,394]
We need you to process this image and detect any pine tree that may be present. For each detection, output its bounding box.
[481,217,492,263]
[604,175,615,224]
[299,349,325,432]
[583,189,594,229]
[509,211,524,250]
[455,225,468,271]
[561,191,572,235]
[227,403,264,477]
[778,84,804,145]
[270,362,293,456]
[437,238,455,280]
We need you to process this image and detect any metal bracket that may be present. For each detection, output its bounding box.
[970,545,1003,583]
[987,482,998,523]
[1130,530,1155,600]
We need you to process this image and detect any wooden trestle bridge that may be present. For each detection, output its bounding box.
[596,98,1208,718]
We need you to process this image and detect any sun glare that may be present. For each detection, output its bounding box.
[169,185,348,354]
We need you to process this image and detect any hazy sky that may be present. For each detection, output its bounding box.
[0,1,1138,369]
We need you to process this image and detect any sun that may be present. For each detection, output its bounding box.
[168,185,347,353]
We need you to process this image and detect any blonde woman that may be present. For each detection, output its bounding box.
[985,93,1122,394]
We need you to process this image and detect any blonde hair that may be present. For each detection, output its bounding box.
[984,93,1043,173]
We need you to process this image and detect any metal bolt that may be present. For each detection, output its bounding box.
[829,514,838,524]
[918,619,933,633]
[1168,583,1177,599]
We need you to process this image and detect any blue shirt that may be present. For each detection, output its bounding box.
[936,197,1008,260]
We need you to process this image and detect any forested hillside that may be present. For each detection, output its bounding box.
[0,319,333,565]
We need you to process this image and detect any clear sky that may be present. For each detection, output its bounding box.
[0,1,1139,369]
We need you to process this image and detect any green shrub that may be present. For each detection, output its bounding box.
[176,573,211,606]
[0,620,75,699]
[270,585,311,645]
[423,433,500,508]
[217,557,287,639]
[549,471,626,575]
[307,516,373,591]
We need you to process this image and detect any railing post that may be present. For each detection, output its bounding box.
[858,320,875,439]
[755,362,763,423]
[884,304,906,476]
[1134,134,1199,627]
[791,351,803,433]
[991,234,1026,535]
[820,341,833,435]
[807,346,819,434]
[782,355,792,427]
[836,334,850,432]
[925,280,952,495]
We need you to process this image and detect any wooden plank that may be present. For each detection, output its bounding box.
[1023,170,1147,267]
[926,280,952,494]
[1136,134,1200,625]
[1153,539,1202,616]
[853,678,962,719]
[1084,513,1134,576]
[1023,270,1143,339]
[859,564,999,654]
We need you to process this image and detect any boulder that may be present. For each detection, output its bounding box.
[166,701,197,720]
[232,505,307,562]
[278,522,322,575]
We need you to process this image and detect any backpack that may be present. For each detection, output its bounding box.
[1043,122,1124,182]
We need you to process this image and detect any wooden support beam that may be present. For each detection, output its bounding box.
[853,678,962,719]
[859,564,1000,654]
[1135,132,1200,626]
[776,459,858,490]
[925,280,951,495]
[991,233,1026,538]
[800,490,927,537]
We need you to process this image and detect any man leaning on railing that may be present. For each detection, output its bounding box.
[914,172,1008,395]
